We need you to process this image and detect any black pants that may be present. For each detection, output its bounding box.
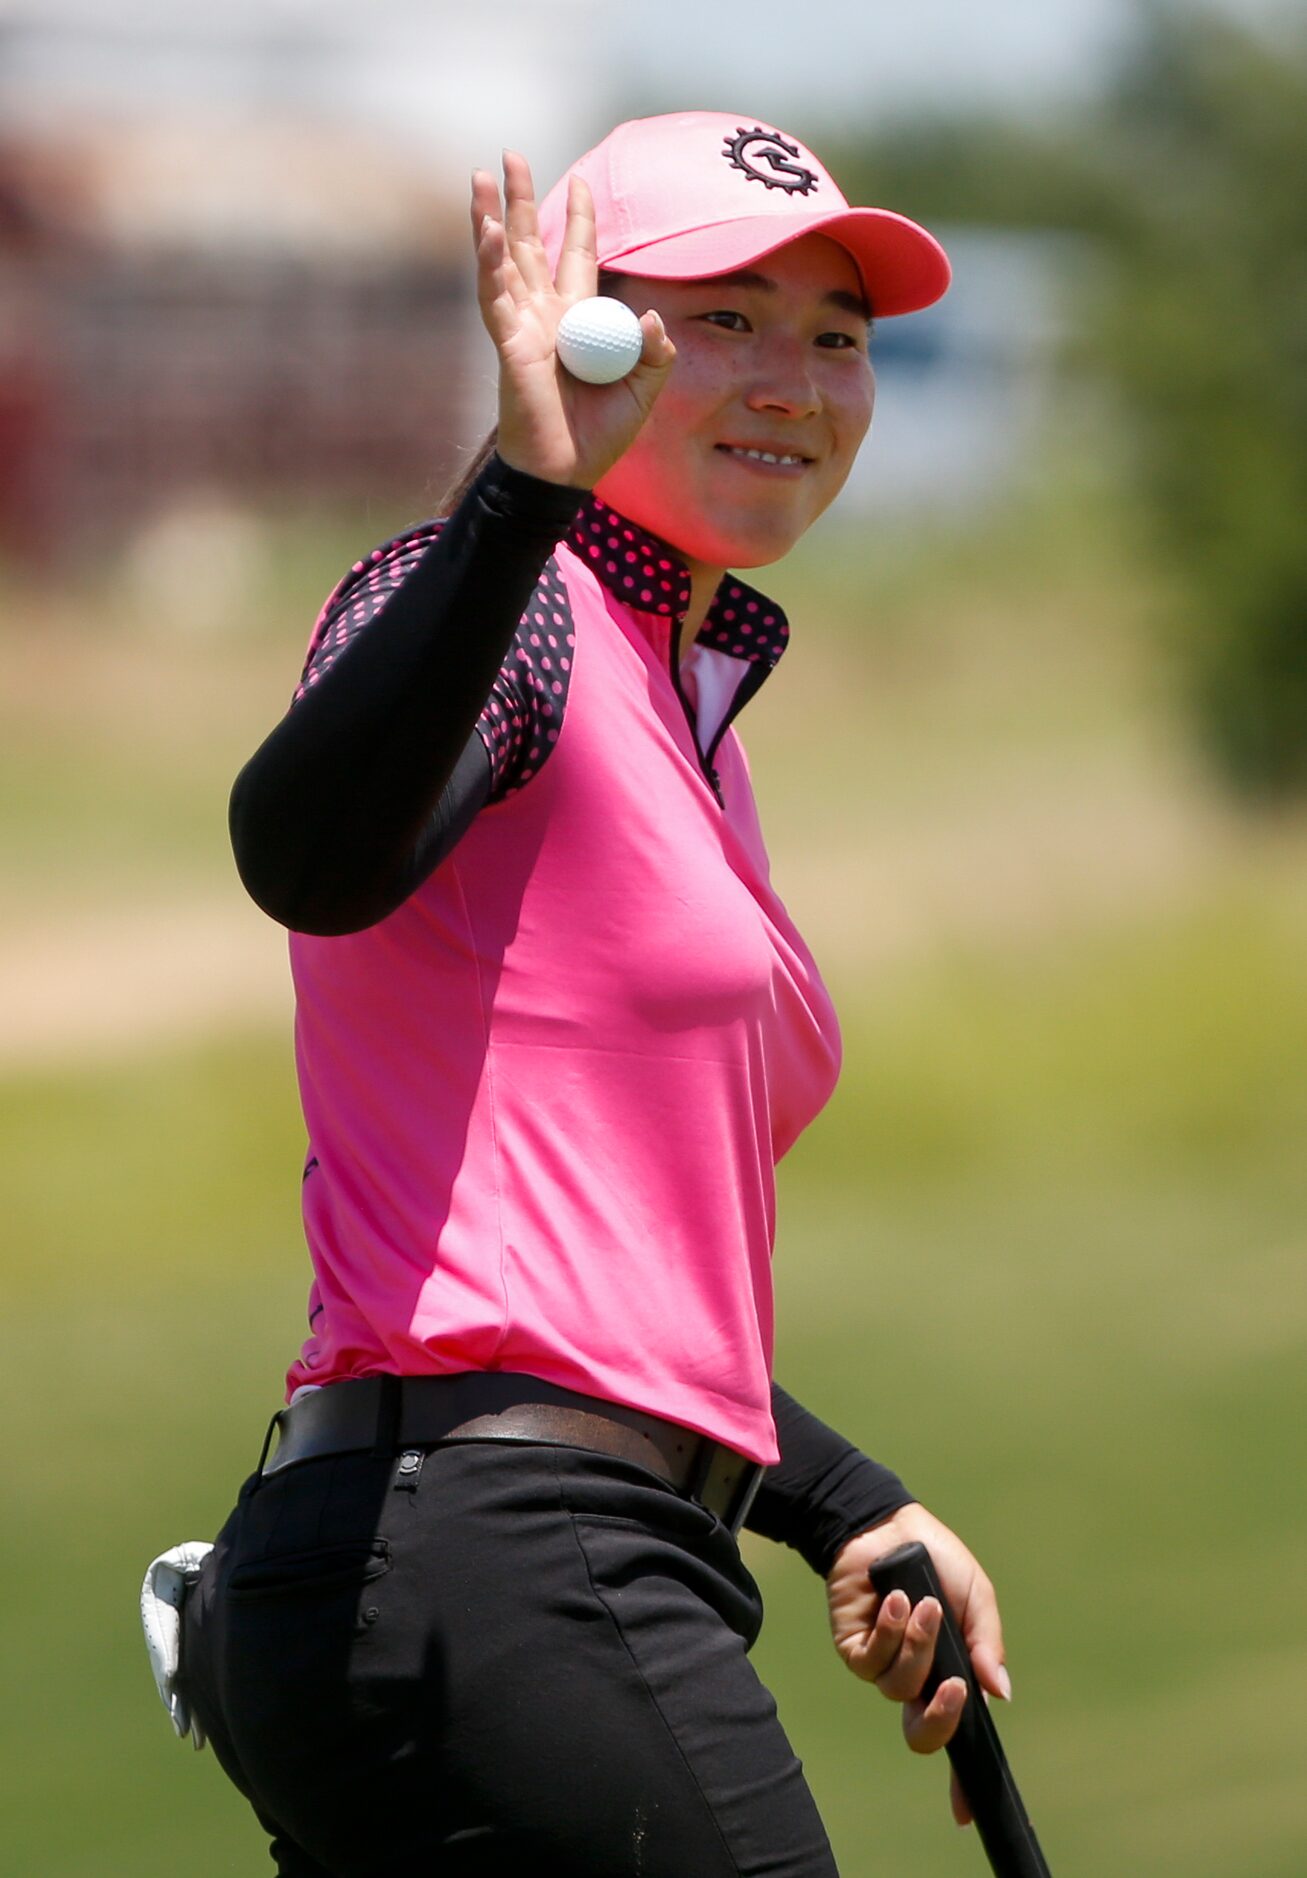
[183,1434,840,1876]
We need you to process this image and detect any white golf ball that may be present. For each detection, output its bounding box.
[555,297,644,385]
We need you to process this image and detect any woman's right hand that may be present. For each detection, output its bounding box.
[471,151,676,490]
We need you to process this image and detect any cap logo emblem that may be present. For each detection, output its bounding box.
[722,127,819,195]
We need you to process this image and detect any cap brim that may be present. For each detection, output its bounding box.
[601,208,950,317]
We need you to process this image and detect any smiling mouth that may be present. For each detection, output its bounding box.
[716,445,813,469]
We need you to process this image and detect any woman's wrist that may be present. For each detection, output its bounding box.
[745,1384,914,1578]
[479,450,592,516]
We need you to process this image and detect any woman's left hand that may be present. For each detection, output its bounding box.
[471,153,676,491]
[825,1502,1010,1827]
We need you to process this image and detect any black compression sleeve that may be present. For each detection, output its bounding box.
[744,1383,916,1578]
[229,455,585,935]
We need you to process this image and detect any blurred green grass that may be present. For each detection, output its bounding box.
[3,464,1306,1873]
[758,883,1307,1876]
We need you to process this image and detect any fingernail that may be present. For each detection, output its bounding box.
[997,1666,1012,1701]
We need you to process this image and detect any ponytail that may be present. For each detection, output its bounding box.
[433,427,499,519]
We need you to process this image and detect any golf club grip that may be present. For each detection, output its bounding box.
[868,1542,1052,1878]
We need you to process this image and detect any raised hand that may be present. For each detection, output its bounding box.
[471,151,676,490]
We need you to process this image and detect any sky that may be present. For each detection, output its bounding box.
[0,0,1296,191]
[613,0,1133,118]
[612,0,1296,119]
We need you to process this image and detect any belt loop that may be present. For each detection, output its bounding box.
[683,1435,717,1507]
[728,1463,764,1536]
[256,1408,286,1477]
[371,1373,402,1459]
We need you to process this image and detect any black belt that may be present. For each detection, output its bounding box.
[259,1373,765,1536]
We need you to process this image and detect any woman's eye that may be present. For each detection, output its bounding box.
[700,310,751,331]
[816,331,864,350]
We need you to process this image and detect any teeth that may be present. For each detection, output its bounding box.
[727,447,805,465]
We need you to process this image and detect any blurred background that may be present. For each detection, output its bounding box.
[3,0,1305,1871]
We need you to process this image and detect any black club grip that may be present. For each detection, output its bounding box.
[868,1542,1053,1878]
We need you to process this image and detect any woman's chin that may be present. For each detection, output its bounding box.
[693,518,809,571]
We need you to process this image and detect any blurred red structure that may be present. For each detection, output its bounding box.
[0,116,472,569]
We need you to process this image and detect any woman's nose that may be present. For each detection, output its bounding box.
[744,338,821,418]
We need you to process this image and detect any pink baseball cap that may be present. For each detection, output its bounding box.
[536,112,950,317]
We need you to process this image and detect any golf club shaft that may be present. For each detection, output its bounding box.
[868,1542,1053,1878]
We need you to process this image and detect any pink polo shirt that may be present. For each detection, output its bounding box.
[284,508,841,1465]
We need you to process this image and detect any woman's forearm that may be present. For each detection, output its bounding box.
[228,455,584,934]
[747,1383,915,1577]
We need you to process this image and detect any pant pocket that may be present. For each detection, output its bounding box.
[226,1539,392,1600]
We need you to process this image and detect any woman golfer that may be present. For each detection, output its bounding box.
[181,111,1010,1875]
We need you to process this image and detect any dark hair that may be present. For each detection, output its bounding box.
[434,428,499,518]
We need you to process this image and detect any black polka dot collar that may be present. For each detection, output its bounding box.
[567,498,791,668]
